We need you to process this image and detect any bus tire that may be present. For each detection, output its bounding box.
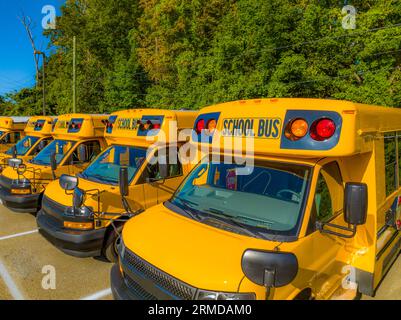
[103,224,124,263]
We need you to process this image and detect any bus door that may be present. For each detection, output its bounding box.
[142,147,184,207]
[301,159,348,299]
[66,140,102,175]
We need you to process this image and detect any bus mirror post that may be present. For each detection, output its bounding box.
[12,146,17,158]
[344,183,368,226]
[78,144,87,163]
[159,163,168,180]
[50,152,57,179]
[317,183,367,239]
[119,167,129,197]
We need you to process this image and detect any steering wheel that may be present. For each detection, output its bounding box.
[277,189,300,201]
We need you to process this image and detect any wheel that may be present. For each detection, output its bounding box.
[103,224,124,263]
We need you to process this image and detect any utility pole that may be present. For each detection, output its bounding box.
[34,51,46,116]
[73,36,77,114]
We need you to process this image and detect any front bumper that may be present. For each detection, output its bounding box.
[37,209,106,258]
[0,187,40,213]
[110,264,136,300]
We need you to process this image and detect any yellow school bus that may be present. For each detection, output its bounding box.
[36,109,197,262]
[111,98,401,300]
[0,114,107,213]
[0,117,28,153]
[0,116,55,171]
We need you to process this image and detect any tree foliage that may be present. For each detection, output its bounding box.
[2,0,401,115]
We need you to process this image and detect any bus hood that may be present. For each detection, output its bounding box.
[44,177,124,214]
[122,203,281,293]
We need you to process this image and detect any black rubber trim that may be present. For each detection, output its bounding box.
[37,209,106,258]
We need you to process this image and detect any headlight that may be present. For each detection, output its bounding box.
[196,290,255,300]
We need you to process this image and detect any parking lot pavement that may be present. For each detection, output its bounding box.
[363,254,401,300]
[1,202,401,301]
[0,205,113,300]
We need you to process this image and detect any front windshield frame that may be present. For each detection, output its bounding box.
[5,135,40,156]
[79,144,148,186]
[168,156,313,242]
[31,139,76,166]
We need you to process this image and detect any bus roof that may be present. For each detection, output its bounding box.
[0,117,29,131]
[25,116,55,136]
[193,98,401,158]
[105,109,198,147]
[52,114,108,140]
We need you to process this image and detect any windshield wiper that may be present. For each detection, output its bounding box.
[203,208,268,240]
[173,197,202,222]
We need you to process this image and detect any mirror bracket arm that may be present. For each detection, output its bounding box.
[317,221,357,239]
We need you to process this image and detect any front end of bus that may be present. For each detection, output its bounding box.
[0,117,54,173]
[111,99,369,300]
[0,114,107,213]
[0,140,69,213]
[36,109,188,261]
[36,143,148,258]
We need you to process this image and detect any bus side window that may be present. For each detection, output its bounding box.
[385,132,398,196]
[32,138,52,155]
[2,133,10,144]
[398,132,401,188]
[308,162,343,233]
[144,148,183,181]
[9,132,21,144]
[70,140,101,164]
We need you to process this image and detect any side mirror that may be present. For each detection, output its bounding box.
[12,146,17,158]
[119,167,129,197]
[73,187,85,208]
[50,152,57,171]
[344,182,368,226]
[78,144,88,163]
[8,158,22,168]
[59,174,78,191]
[241,249,298,289]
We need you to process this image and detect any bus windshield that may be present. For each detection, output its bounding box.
[171,158,311,239]
[81,145,147,185]
[5,136,39,156]
[32,139,76,165]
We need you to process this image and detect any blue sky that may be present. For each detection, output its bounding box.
[0,0,64,96]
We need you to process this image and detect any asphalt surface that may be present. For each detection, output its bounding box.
[0,204,112,300]
[0,202,400,300]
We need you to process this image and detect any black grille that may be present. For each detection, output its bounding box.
[122,248,197,300]
[124,275,157,300]
[0,175,13,189]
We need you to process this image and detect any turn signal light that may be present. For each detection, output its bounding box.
[11,189,31,195]
[310,118,336,141]
[64,221,94,230]
[291,119,308,138]
[207,119,217,132]
[285,118,308,141]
